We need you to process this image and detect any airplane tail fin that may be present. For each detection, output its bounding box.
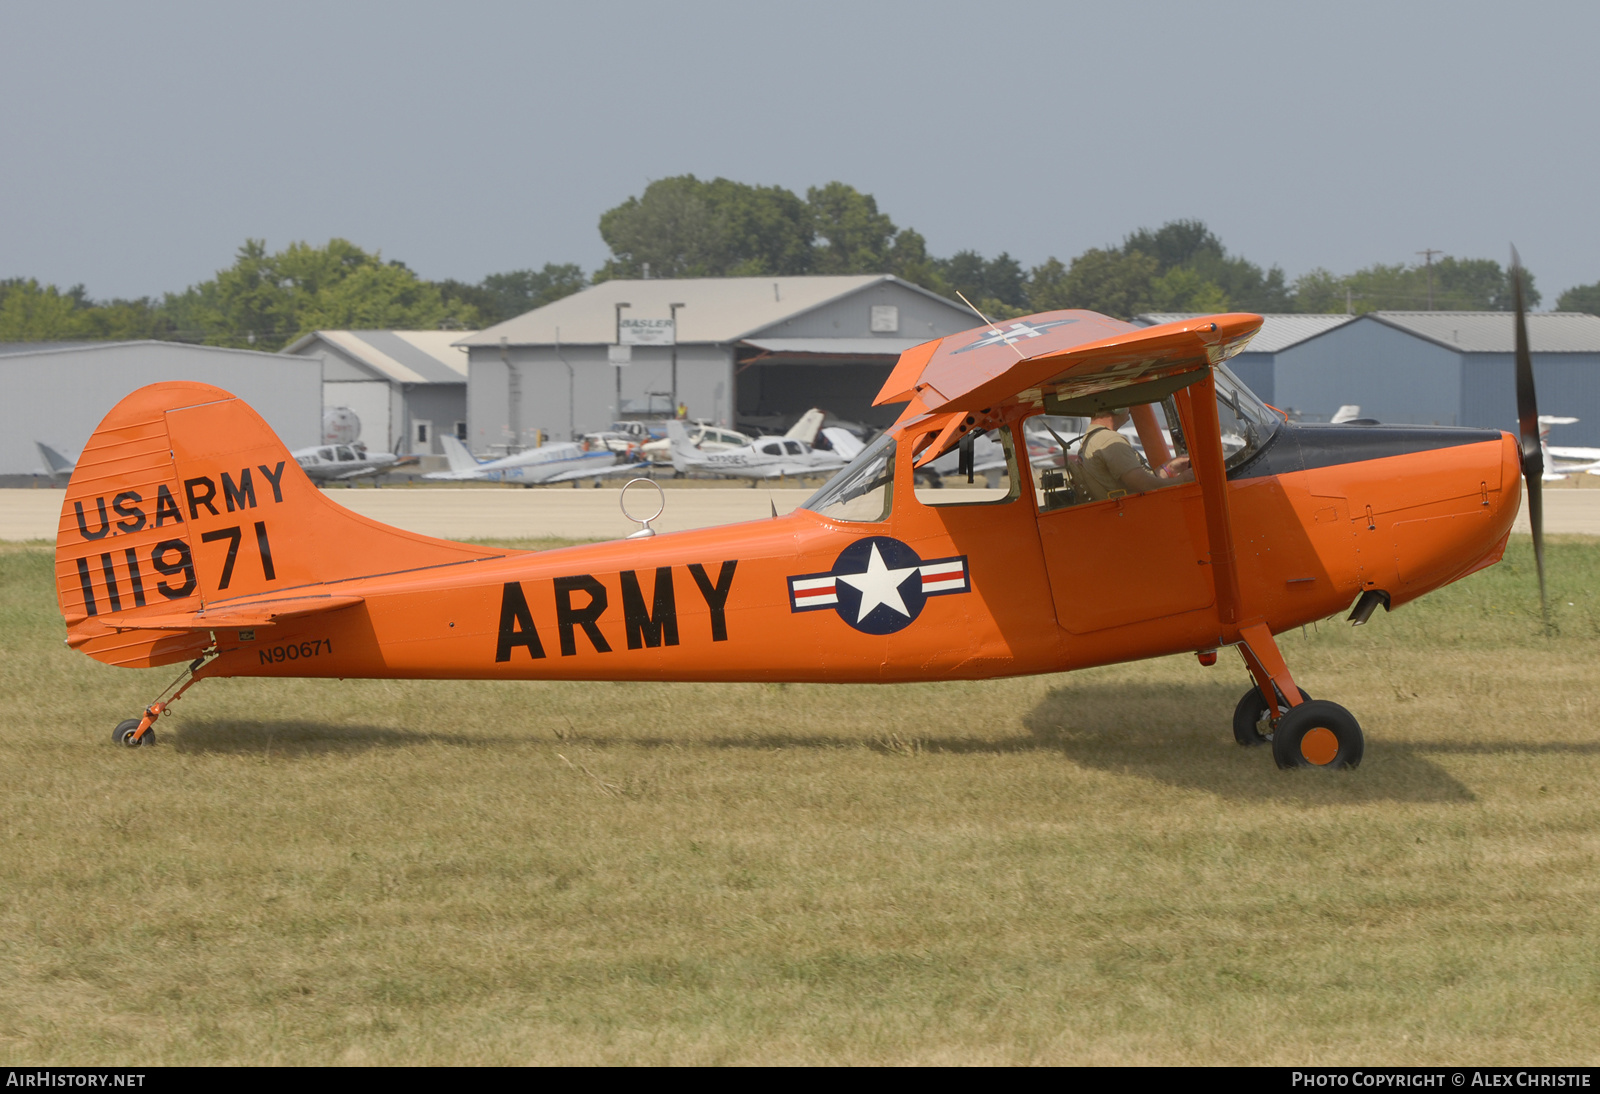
[57,382,501,668]
[36,441,75,477]
[785,408,825,444]
[439,434,481,473]
[665,419,695,473]
[820,426,864,461]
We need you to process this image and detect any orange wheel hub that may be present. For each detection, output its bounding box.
[1300,726,1339,766]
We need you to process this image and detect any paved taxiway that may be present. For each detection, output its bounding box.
[3,484,1594,542]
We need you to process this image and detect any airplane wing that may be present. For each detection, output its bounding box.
[875,310,1261,463]
[90,594,365,633]
[540,461,651,485]
[1548,446,1600,462]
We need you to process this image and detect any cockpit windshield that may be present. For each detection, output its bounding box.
[802,433,894,522]
[1214,364,1280,469]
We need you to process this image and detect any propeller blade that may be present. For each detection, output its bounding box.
[1511,246,1547,619]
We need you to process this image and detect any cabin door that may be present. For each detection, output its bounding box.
[1035,485,1214,635]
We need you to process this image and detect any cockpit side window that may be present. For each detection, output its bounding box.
[802,434,894,523]
[1031,399,1191,512]
[761,442,783,456]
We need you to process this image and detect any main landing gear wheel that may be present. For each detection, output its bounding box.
[1232,686,1310,747]
[1271,700,1363,770]
[113,718,154,748]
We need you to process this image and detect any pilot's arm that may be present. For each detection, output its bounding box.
[1096,434,1194,493]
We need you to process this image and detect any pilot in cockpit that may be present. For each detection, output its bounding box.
[1078,408,1193,501]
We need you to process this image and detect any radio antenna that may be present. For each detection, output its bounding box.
[956,290,1026,360]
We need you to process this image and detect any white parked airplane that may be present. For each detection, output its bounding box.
[426,435,647,487]
[666,419,845,482]
[1535,415,1600,479]
[292,442,414,484]
[639,423,753,464]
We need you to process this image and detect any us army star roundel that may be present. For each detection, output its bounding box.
[787,536,970,635]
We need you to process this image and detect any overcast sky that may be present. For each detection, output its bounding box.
[3,0,1596,304]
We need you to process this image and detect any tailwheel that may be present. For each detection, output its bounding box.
[113,717,155,748]
[1232,686,1310,747]
[1271,700,1363,770]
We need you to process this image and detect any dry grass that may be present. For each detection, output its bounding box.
[1,537,1598,1065]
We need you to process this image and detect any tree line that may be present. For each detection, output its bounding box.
[3,174,1592,347]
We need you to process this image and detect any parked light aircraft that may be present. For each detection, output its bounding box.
[666,418,845,482]
[639,423,753,465]
[56,259,1551,773]
[291,442,413,484]
[427,435,647,487]
[1529,415,1600,478]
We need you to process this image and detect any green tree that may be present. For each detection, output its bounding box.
[942,250,1027,314]
[1556,282,1600,314]
[807,181,897,275]
[1123,219,1289,312]
[163,238,474,349]
[1026,249,1160,319]
[884,228,950,296]
[0,279,92,340]
[440,264,588,325]
[597,176,813,279]
[1290,256,1539,313]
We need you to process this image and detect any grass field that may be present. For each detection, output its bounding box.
[2,537,1598,1065]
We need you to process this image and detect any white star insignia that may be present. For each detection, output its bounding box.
[835,543,920,623]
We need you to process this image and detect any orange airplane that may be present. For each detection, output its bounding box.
[54,277,1547,772]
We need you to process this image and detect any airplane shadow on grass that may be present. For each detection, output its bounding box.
[1022,680,1480,805]
[172,720,525,757]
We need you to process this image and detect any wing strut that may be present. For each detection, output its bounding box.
[1179,371,1243,626]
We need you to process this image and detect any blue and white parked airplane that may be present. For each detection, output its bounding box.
[426,435,649,487]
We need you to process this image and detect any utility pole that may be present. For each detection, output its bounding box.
[501,336,521,452]
[1417,249,1442,309]
[613,301,631,421]
[669,302,686,418]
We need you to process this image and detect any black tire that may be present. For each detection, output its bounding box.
[1272,700,1362,770]
[1232,686,1310,747]
[113,718,154,748]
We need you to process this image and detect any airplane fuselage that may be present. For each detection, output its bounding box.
[190,421,1519,685]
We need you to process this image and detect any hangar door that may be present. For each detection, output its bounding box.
[735,360,897,433]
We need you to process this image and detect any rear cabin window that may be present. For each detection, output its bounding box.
[913,427,1022,507]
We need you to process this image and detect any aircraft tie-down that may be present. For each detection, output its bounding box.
[54,261,1549,772]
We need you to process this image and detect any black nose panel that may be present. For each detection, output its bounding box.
[1231,422,1504,480]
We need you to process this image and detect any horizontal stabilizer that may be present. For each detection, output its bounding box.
[103,593,364,632]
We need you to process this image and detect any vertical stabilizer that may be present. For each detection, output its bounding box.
[57,382,505,667]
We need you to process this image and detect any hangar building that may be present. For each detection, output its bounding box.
[1274,312,1600,444]
[1136,313,1355,407]
[0,341,322,483]
[282,330,474,454]
[454,275,975,451]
